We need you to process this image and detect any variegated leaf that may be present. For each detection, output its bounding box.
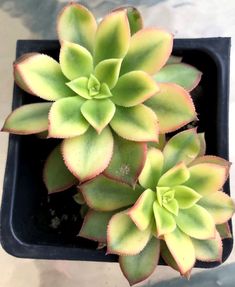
[174,185,201,209]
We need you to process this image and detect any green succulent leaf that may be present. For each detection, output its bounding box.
[94,58,122,89]
[43,145,78,193]
[176,204,215,239]
[79,209,116,243]
[145,83,197,134]
[184,163,228,196]
[2,103,51,134]
[107,210,152,255]
[14,53,76,101]
[153,201,176,237]
[121,29,173,75]
[104,134,147,186]
[125,6,143,35]
[189,155,230,173]
[163,199,179,216]
[57,3,97,52]
[158,162,190,187]
[80,175,141,211]
[62,127,113,182]
[160,241,180,272]
[198,191,235,224]
[166,55,183,64]
[164,227,195,275]
[73,192,85,205]
[216,223,232,239]
[81,99,116,133]
[48,96,89,138]
[112,71,159,107]
[163,129,201,172]
[110,104,159,142]
[174,185,201,209]
[128,189,156,231]
[60,41,93,80]
[66,77,90,99]
[94,10,130,65]
[154,63,202,91]
[139,148,164,190]
[198,133,206,156]
[119,237,160,286]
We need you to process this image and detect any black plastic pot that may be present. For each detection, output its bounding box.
[0,38,232,267]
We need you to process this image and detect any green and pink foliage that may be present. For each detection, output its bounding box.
[78,129,235,285]
[2,3,201,186]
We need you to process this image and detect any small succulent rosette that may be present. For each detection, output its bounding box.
[1,3,202,191]
[78,129,235,285]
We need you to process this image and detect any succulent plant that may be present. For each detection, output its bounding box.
[1,3,202,190]
[78,129,235,285]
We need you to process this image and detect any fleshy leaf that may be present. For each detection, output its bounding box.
[110,104,159,142]
[166,55,183,64]
[104,134,146,186]
[121,29,173,75]
[112,71,159,107]
[158,162,190,187]
[43,145,77,193]
[198,133,206,156]
[14,53,76,100]
[153,201,176,237]
[128,189,156,231]
[60,41,93,80]
[145,83,197,133]
[62,127,113,181]
[162,129,201,172]
[57,3,97,52]
[48,96,89,138]
[216,223,232,239]
[198,191,235,224]
[2,103,51,134]
[174,185,201,209]
[66,77,90,99]
[107,210,151,255]
[164,227,195,275]
[73,192,85,205]
[79,209,115,243]
[81,99,115,133]
[94,58,122,89]
[184,163,228,196]
[94,10,130,64]
[163,199,179,216]
[139,148,164,190]
[161,241,180,271]
[154,63,202,91]
[119,237,160,286]
[191,231,222,262]
[176,204,215,239]
[80,175,141,211]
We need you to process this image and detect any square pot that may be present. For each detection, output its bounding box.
[0,38,232,267]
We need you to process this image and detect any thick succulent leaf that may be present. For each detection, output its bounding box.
[154,134,166,150]
[216,223,232,239]
[198,191,235,224]
[110,104,159,142]
[94,10,130,64]
[198,133,206,156]
[112,71,159,107]
[48,96,89,138]
[2,103,51,134]
[119,237,160,286]
[158,162,190,187]
[121,29,173,75]
[139,148,164,190]
[128,189,155,231]
[163,129,200,172]
[73,192,85,205]
[94,58,122,89]
[104,134,146,186]
[164,227,195,275]
[43,145,78,193]
[176,204,215,239]
[81,99,115,133]
[57,3,97,52]
[14,53,76,100]
[60,41,93,80]
[184,163,228,196]
[153,201,176,237]
[191,231,222,262]
[154,63,202,91]
[107,210,151,255]
[62,127,113,181]
[174,185,201,209]
[166,55,183,64]
[79,209,115,242]
[161,241,180,272]
[80,175,141,211]
[145,83,197,134]
[66,77,90,99]
[163,199,179,216]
